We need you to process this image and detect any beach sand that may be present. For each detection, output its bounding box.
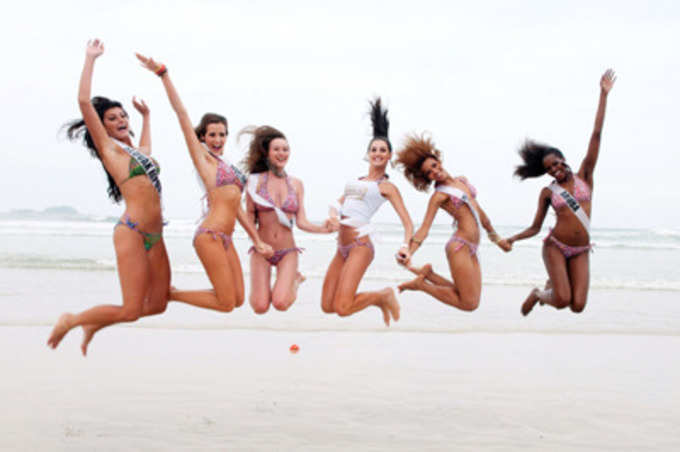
[2,327,679,451]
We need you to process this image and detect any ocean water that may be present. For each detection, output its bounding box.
[1,219,679,336]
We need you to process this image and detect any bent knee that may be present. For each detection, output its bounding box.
[570,299,587,313]
[321,302,335,314]
[271,296,292,312]
[552,290,572,309]
[459,299,479,312]
[120,307,142,322]
[332,298,353,317]
[250,298,270,314]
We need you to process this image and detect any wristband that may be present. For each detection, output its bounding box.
[155,64,167,77]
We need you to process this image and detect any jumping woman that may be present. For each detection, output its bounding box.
[504,69,616,316]
[135,53,273,313]
[321,98,413,326]
[396,133,509,311]
[48,40,171,355]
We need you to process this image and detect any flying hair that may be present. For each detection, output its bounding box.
[396,133,442,191]
[514,139,565,180]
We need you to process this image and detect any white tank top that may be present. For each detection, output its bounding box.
[340,177,387,224]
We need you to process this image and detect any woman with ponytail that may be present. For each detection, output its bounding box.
[135,53,273,313]
[321,98,413,326]
[504,69,616,316]
[242,126,336,314]
[48,39,171,355]
[395,134,509,311]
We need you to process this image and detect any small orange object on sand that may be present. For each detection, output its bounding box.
[289,344,299,353]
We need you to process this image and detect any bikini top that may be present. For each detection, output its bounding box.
[114,139,162,196]
[550,176,591,210]
[437,177,477,209]
[208,151,246,192]
[339,176,388,224]
[253,172,299,214]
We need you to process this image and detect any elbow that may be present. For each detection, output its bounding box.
[78,98,90,107]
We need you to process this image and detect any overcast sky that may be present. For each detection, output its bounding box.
[2,0,678,229]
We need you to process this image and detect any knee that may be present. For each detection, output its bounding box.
[235,292,245,308]
[321,302,335,314]
[148,301,167,316]
[251,298,270,314]
[459,299,479,312]
[332,297,352,317]
[271,296,291,312]
[570,296,587,313]
[216,299,235,313]
[119,306,142,322]
[553,289,572,309]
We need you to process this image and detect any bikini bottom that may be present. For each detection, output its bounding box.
[115,214,162,251]
[337,239,374,260]
[249,246,303,266]
[544,233,592,259]
[193,227,232,251]
[445,234,478,257]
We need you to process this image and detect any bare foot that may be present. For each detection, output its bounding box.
[406,263,432,277]
[80,325,98,356]
[47,313,75,349]
[383,288,400,323]
[398,274,425,293]
[521,288,540,316]
[296,272,306,285]
[378,303,391,327]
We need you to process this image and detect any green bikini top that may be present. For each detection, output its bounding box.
[127,155,160,180]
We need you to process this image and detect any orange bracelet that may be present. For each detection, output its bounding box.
[155,64,167,77]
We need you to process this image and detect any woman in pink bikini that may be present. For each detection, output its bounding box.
[321,98,413,326]
[48,40,171,355]
[395,134,509,311]
[243,126,336,314]
[504,69,616,316]
[135,53,273,313]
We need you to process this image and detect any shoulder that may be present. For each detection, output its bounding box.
[290,176,304,191]
[378,179,398,194]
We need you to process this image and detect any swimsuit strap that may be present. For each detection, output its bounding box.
[548,180,591,236]
[435,184,481,230]
[247,173,295,229]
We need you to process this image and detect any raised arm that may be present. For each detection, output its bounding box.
[77,40,114,158]
[132,97,151,154]
[382,182,414,259]
[578,69,616,187]
[136,54,210,176]
[293,179,336,234]
[506,188,552,246]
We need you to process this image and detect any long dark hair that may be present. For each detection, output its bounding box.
[514,139,565,180]
[63,96,132,203]
[195,113,228,141]
[239,125,287,174]
[368,97,392,152]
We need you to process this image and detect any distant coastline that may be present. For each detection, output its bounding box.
[0,206,117,222]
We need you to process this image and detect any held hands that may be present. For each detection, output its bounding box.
[497,238,512,252]
[254,241,274,260]
[395,245,411,266]
[600,69,616,94]
[85,39,105,59]
[132,96,149,116]
[324,217,340,233]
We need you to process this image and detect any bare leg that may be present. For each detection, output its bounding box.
[80,238,172,355]
[406,263,455,288]
[321,251,345,314]
[270,251,301,311]
[48,226,152,349]
[249,252,272,314]
[567,251,590,313]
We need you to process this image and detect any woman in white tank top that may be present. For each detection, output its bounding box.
[321,98,413,326]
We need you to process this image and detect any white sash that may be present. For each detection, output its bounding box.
[435,185,481,229]
[247,174,294,229]
[329,199,375,239]
[114,139,162,196]
[548,182,591,236]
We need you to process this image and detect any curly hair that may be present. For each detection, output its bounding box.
[396,133,442,192]
[63,96,132,203]
[514,139,565,180]
[239,125,287,174]
[194,113,228,141]
[367,97,392,152]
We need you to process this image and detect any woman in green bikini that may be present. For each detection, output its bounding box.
[47,39,171,355]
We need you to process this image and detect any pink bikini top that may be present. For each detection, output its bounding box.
[209,152,246,192]
[438,177,477,209]
[550,176,591,210]
[254,172,299,214]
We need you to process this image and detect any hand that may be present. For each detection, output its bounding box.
[255,241,274,260]
[395,246,411,265]
[600,69,616,94]
[132,96,149,116]
[497,238,512,252]
[323,218,339,233]
[85,39,105,59]
[135,53,164,74]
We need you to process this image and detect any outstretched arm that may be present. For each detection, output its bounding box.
[506,188,552,247]
[403,191,446,263]
[578,69,616,187]
[294,180,336,233]
[474,200,511,252]
[136,54,209,176]
[77,39,114,158]
[382,182,414,261]
[132,97,151,154]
